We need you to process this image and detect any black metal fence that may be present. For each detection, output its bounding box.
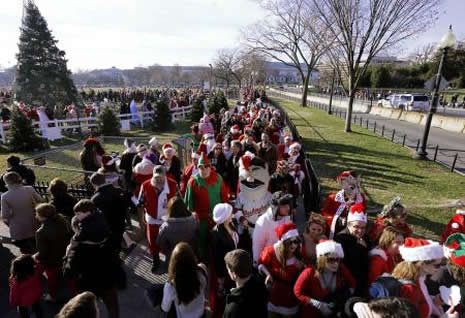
[33,181,94,202]
[269,91,465,176]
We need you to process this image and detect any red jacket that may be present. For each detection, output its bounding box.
[259,245,301,311]
[9,263,44,307]
[294,265,356,318]
[180,163,197,197]
[399,281,430,318]
[139,177,177,219]
[367,248,396,285]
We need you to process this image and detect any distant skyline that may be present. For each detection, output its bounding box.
[0,0,464,71]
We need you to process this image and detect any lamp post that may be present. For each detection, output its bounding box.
[414,25,456,160]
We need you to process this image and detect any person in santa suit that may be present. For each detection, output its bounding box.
[230,124,242,141]
[441,206,465,244]
[392,238,444,318]
[335,203,371,296]
[138,165,177,272]
[287,142,305,169]
[277,134,294,160]
[321,170,366,239]
[426,233,465,317]
[368,197,412,245]
[289,163,305,196]
[294,240,356,318]
[159,143,181,184]
[252,191,293,263]
[301,212,327,266]
[258,223,303,317]
[367,226,404,285]
[180,152,200,197]
[132,152,157,198]
[184,153,228,261]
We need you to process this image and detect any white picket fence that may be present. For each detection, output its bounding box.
[0,105,192,143]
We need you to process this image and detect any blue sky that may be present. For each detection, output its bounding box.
[0,0,463,71]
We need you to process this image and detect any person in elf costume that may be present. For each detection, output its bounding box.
[368,197,413,245]
[321,170,366,239]
[426,233,465,317]
[184,153,228,261]
[441,203,465,244]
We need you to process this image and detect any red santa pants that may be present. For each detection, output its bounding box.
[145,223,160,256]
[45,267,77,299]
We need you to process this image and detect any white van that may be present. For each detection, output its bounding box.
[390,94,430,111]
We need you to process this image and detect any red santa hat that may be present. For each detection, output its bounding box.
[230,125,241,134]
[101,154,117,166]
[288,142,301,153]
[284,134,293,142]
[316,240,344,258]
[399,238,443,262]
[240,151,255,172]
[336,170,358,183]
[276,223,299,242]
[197,143,207,154]
[84,137,99,146]
[347,203,367,224]
[453,209,465,230]
[162,143,174,155]
[444,233,465,267]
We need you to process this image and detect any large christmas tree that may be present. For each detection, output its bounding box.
[14,1,79,116]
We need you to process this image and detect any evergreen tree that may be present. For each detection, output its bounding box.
[207,91,228,115]
[152,95,171,131]
[8,108,44,151]
[96,107,120,136]
[370,66,391,88]
[15,2,80,115]
[191,95,205,123]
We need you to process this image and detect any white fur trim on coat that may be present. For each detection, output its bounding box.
[369,248,387,261]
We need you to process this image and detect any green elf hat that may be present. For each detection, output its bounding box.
[444,233,465,267]
[197,152,210,168]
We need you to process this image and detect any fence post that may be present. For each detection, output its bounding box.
[416,139,420,151]
[381,125,385,137]
[391,129,395,142]
[374,121,377,133]
[402,135,406,147]
[366,119,369,129]
[433,145,439,162]
[360,117,362,126]
[354,115,357,124]
[451,153,458,172]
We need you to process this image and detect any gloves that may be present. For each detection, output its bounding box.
[309,299,332,316]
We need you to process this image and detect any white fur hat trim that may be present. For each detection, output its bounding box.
[316,241,344,258]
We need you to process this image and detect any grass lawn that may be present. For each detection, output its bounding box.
[274,97,465,240]
[0,120,191,184]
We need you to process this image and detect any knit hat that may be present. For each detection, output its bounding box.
[197,152,209,167]
[276,223,299,242]
[162,143,174,155]
[213,203,233,225]
[399,238,444,262]
[101,154,116,166]
[148,136,159,147]
[316,240,344,258]
[444,233,465,267]
[347,203,367,224]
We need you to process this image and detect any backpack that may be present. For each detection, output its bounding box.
[369,274,415,299]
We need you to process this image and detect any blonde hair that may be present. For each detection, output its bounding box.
[392,261,420,281]
[378,226,403,250]
[316,255,329,274]
[276,240,301,270]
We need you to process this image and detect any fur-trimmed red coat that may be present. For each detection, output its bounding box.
[293,265,356,318]
[368,248,397,285]
[399,278,430,318]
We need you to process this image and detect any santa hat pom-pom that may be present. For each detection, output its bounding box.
[452,222,460,229]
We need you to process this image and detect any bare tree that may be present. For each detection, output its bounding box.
[409,43,437,65]
[243,0,330,106]
[212,48,243,88]
[312,0,441,132]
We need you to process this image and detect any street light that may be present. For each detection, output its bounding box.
[414,25,456,160]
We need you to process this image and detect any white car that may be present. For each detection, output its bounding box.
[377,95,393,108]
[391,94,430,111]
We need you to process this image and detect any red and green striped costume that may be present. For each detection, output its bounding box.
[185,170,228,260]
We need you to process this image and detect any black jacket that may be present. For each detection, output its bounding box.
[51,193,77,220]
[0,165,36,192]
[223,275,268,318]
[334,229,371,296]
[91,184,127,240]
[208,152,228,179]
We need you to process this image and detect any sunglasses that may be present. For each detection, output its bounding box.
[327,257,341,264]
[289,239,301,245]
[425,261,444,268]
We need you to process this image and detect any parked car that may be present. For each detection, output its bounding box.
[377,95,393,108]
[390,94,430,111]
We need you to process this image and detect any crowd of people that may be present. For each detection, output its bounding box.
[1,90,465,318]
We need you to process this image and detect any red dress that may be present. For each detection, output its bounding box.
[294,265,356,318]
[259,245,301,316]
[10,263,45,307]
[367,248,396,285]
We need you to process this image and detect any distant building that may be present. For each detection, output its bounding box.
[264,62,320,85]
[365,56,409,67]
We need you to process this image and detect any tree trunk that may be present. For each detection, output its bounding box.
[301,73,310,107]
[345,83,355,133]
